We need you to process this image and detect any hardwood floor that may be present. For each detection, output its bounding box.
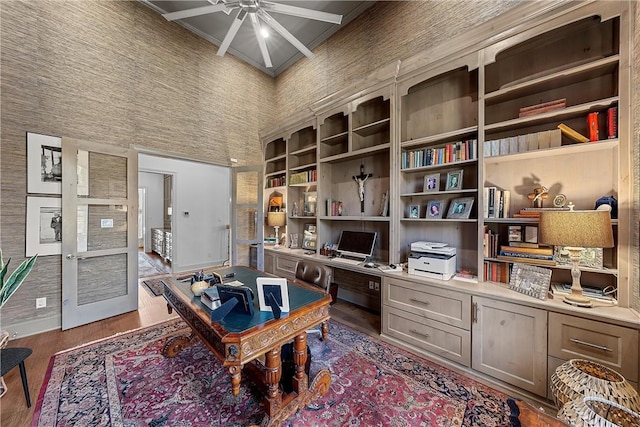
[0,287,379,427]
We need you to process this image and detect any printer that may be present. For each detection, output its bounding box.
[408,241,457,280]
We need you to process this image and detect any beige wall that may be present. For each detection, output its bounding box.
[0,0,275,331]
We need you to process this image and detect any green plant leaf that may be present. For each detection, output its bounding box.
[0,253,37,308]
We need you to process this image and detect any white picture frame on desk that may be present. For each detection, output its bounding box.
[256,277,290,313]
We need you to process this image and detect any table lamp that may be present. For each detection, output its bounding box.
[267,211,286,249]
[539,210,614,307]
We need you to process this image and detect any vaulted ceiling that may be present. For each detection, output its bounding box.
[140,1,375,77]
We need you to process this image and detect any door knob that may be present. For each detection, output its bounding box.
[66,254,76,260]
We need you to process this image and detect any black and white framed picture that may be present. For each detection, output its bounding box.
[446,197,474,219]
[409,204,421,218]
[445,170,463,191]
[27,132,62,195]
[256,277,290,313]
[26,196,62,256]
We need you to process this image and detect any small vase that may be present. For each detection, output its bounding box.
[191,281,209,296]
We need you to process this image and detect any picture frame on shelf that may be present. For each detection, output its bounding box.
[302,224,317,250]
[409,204,421,218]
[446,197,474,219]
[508,225,523,242]
[256,277,290,314]
[423,173,440,193]
[445,170,463,191]
[26,196,62,256]
[27,132,62,195]
[426,200,445,219]
[553,246,603,269]
[508,262,552,300]
[524,226,538,243]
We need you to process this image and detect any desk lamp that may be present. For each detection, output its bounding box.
[539,210,614,307]
[267,211,286,249]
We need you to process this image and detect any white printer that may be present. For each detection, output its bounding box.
[408,241,457,281]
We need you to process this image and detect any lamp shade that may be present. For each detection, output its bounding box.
[267,211,286,227]
[539,210,614,248]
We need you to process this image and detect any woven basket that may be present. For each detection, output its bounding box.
[550,359,640,412]
[558,396,640,427]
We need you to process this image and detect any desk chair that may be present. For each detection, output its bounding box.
[294,260,334,339]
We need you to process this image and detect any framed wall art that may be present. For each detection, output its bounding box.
[509,262,552,300]
[27,132,62,195]
[446,197,474,219]
[553,246,604,269]
[26,196,62,256]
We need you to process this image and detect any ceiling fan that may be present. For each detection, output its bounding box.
[162,0,343,68]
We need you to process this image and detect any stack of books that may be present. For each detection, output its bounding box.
[498,245,556,266]
[483,261,510,283]
[551,283,616,303]
[512,207,570,218]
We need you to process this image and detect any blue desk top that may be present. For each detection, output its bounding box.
[170,266,326,333]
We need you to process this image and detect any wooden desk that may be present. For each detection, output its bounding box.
[162,266,332,425]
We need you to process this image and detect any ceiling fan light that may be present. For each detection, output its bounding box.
[261,27,269,38]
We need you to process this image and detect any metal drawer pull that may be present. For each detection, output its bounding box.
[570,338,613,352]
[409,298,430,306]
[410,329,430,339]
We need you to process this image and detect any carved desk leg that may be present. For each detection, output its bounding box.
[228,365,242,396]
[264,346,283,417]
[321,321,328,340]
[292,332,308,393]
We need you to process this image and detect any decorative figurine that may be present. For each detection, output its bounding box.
[528,186,549,208]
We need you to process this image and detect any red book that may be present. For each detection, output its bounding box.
[607,107,617,139]
[588,112,599,142]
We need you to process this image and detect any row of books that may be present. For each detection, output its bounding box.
[484,261,510,284]
[483,187,510,219]
[289,169,317,185]
[325,199,344,216]
[497,244,556,266]
[401,139,477,169]
[512,207,569,219]
[587,107,618,141]
[265,175,285,188]
[483,227,500,258]
[484,129,561,157]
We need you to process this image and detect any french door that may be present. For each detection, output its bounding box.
[61,138,138,330]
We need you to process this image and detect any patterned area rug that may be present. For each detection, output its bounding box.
[32,319,511,426]
[142,278,167,297]
[138,252,169,279]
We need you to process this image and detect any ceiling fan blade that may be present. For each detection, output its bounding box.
[261,2,342,24]
[162,4,228,21]
[218,9,247,57]
[249,13,272,68]
[258,10,314,59]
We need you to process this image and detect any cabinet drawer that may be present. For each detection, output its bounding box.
[548,312,638,382]
[274,255,298,280]
[383,277,471,330]
[383,306,470,366]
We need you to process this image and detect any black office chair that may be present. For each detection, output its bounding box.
[294,260,335,339]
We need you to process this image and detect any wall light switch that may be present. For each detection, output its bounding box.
[36,297,47,308]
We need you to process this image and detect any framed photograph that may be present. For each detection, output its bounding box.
[423,173,440,192]
[409,204,421,218]
[524,226,538,244]
[445,170,463,191]
[256,277,290,313]
[446,197,474,219]
[26,196,62,256]
[217,285,255,316]
[426,200,445,219]
[509,262,552,300]
[27,132,62,195]
[302,224,317,250]
[508,225,522,242]
[553,246,603,269]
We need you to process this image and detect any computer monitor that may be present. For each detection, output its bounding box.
[336,230,377,259]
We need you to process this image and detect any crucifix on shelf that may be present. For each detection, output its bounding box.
[353,164,372,215]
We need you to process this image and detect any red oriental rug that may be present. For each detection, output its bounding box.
[32,318,511,426]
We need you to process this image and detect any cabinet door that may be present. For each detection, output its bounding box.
[472,296,547,395]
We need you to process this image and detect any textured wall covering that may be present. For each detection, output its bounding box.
[274,1,522,120]
[0,0,275,332]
